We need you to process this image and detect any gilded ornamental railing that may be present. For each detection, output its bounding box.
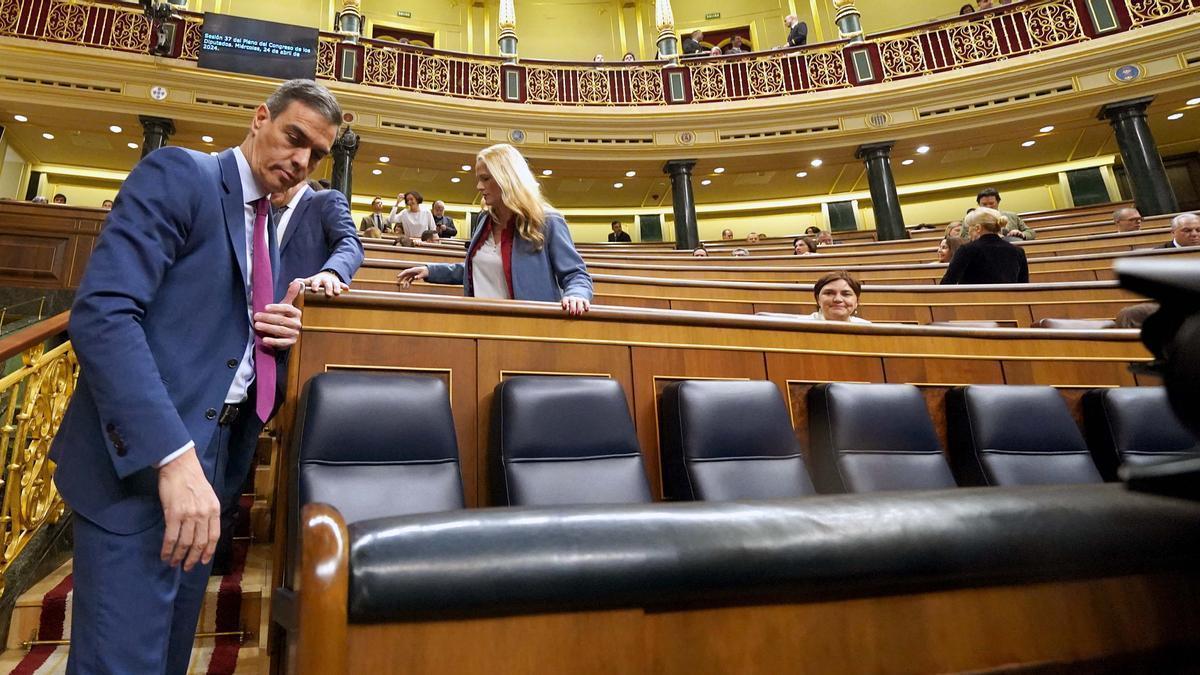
[0,313,74,594]
[0,0,1194,106]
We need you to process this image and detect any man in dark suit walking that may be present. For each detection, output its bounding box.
[940,207,1029,285]
[785,14,808,47]
[49,79,348,674]
[1157,212,1200,249]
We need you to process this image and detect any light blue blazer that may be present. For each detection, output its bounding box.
[425,211,593,302]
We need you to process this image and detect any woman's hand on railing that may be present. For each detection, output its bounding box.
[562,295,590,316]
[397,266,430,288]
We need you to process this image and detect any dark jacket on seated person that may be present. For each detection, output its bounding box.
[939,233,1029,285]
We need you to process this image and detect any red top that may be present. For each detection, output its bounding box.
[465,213,515,299]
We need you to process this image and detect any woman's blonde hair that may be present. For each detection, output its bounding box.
[477,143,552,250]
[964,207,1008,234]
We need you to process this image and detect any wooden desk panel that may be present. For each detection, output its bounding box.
[280,292,1150,516]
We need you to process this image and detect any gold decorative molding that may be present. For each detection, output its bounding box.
[0,339,76,592]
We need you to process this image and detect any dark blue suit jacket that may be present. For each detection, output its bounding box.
[50,148,360,534]
[275,186,363,296]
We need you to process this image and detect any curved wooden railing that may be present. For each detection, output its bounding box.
[1,0,1195,106]
[0,312,74,593]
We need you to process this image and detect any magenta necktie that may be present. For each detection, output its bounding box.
[252,198,275,422]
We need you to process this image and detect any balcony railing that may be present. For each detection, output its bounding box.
[0,312,74,593]
[1,0,1194,106]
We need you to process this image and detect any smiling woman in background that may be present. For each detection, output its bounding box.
[396,143,593,315]
[806,271,870,323]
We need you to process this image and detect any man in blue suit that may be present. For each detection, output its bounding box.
[49,79,354,674]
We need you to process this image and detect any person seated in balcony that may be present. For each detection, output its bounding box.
[747,232,762,243]
[359,196,390,237]
[1113,206,1142,233]
[731,247,750,256]
[976,187,1035,240]
[622,52,637,62]
[784,15,808,47]
[793,237,818,255]
[593,53,605,63]
[608,220,632,242]
[431,200,457,238]
[815,230,835,246]
[806,271,870,323]
[805,226,821,236]
[1158,212,1200,248]
[52,193,67,204]
[721,228,735,240]
[101,199,114,209]
[708,46,723,57]
[959,4,976,14]
[396,143,592,316]
[419,229,440,245]
[977,0,995,9]
[727,36,749,54]
[944,220,965,240]
[936,235,966,264]
[682,30,704,55]
[940,207,1029,285]
[692,246,709,257]
[390,190,436,241]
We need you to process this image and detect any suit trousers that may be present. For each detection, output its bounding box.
[66,413,246,675]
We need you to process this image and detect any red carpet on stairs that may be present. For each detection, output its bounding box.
[13,494,255,675]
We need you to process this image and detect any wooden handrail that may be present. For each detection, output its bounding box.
[0,312,69,360]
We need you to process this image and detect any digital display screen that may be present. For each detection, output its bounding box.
[198,13,318,81]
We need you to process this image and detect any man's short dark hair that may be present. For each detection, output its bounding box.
[611,220,621,226]
[420,230,437,241]
[976,187,1001,203]
[266,79,342,127]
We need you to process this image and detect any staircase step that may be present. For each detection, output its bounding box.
[1,544,272,673]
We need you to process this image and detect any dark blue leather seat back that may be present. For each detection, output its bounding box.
[1083,387,1200,481]
[293,372,464,523]
[808,383,956,493]
[658,380,815,501]
[492,376,651,506]
[947,385,1101,486]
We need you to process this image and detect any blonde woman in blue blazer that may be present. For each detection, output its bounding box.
[397,143,593,315]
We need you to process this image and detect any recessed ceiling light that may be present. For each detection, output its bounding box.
[713,167,725,174]
[371,169,382,175]
[42,132,54,140]
[613,182,624,189]
[1187,97,1200,106]
[1039,125,1055,133]
[901,159,915,166]
[625,170,636,177]
[451,176,461,183]
[1167,112,1184,120]
[796,171,808,178]
[109,125,123,133]
[379,156,390,163]
[700,179,712,186]
[13,114,27,122]
[461,164,471,171]
[201,135,214,143]
[541,169,553,176]
[915,145,930,154]
[1021,140,1036,147]
[810,159,823,167]
[127,141,139,149]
